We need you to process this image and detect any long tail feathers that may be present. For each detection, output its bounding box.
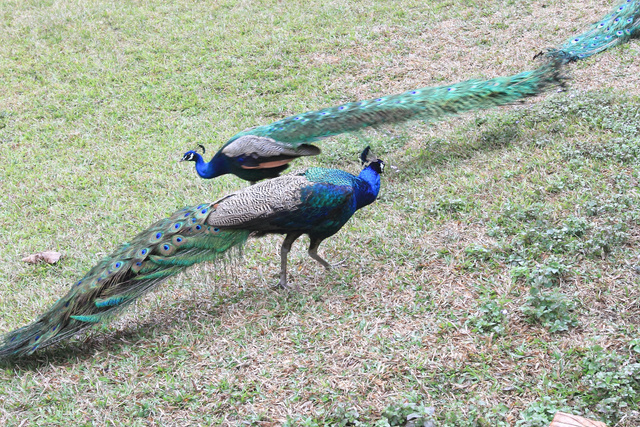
[547,0,640,62]
[232,60,565,147]
[0,204,249,359]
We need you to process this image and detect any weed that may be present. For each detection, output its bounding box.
[516,396,573,427]
[283,395,436,426]
[578,346,640,424]
[521,288,579,333]
[428,196,471,216]
[468,299,508,335]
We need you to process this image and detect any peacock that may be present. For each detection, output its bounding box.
[181,60,564,183]
[547,0,640,61]
[0,148,383,359]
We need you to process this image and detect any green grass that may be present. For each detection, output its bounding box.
[1,0,640,425]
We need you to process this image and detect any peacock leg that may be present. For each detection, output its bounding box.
[307,237,331,269]
[278,232,303,289]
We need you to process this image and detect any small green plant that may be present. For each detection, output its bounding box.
[562,216,589,237]
[583,194,634,217]
[322,404,362,427]
[285,396,436,426]
[581,222,629,258]
[468,300,508,335]
[464,244,494,262]
[460,244,500,271]
[428,197,470,215]
[375,398,436,427]
[440,398,510,426]
[578,346,640,424]
[521,287,579,332]
[528,259,570,288]
[510,258,570,288]
[516,396,573,427]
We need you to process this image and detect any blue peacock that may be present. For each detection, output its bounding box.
[0,149,383,359]
[180,0,640,184]
[547,0,640,62]
[181,60,565,183]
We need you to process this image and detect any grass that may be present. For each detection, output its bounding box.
[1,0,639,425]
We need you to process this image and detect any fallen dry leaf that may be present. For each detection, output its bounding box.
[550,412,607,427]
[22,251,62,264]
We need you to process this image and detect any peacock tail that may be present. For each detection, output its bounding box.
[230,60,564,148]
[548,0,640,61]
[0,204,250,359]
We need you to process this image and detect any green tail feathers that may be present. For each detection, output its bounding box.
[233,60,564,147]
[548,0,640,61]
[0,204,249,359]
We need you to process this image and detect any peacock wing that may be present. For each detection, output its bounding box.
[206,171,355,230]
[221,135,321,169]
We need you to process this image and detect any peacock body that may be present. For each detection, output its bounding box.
[0,152,383,359]
[181,60,563,183]
[548,0,640,61]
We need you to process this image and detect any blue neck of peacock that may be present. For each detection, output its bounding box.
[354,165,382,210]
[195,152,230,179]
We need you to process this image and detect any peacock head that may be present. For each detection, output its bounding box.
[180,144,206,162]
[359,146,384,174]
[368,159,385,174]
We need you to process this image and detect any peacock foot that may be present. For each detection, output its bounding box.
[326,259,347,269]
[273,275,301,292]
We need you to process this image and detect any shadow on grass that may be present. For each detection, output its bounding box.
[398,118,528,176]
[0,280,306,370]
[394,89,640,176]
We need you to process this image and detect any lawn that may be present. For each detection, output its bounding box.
[1,0,639,425]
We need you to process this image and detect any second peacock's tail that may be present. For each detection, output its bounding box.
[229,59,565,147]
[0,204,250,359]
[547,0,640,61]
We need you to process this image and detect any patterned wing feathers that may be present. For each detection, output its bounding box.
[206,175,310,228]
[222,135,320,158]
